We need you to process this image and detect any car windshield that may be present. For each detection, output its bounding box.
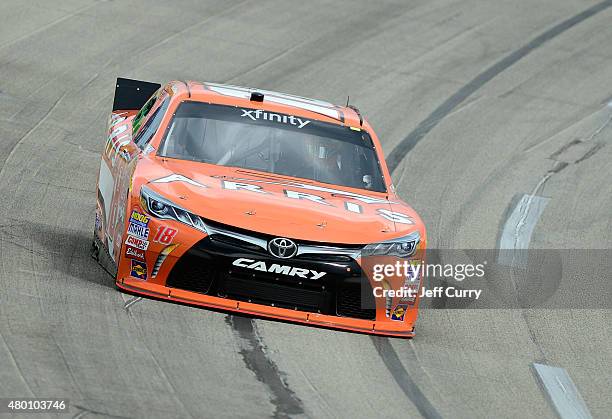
[158,102,387,192]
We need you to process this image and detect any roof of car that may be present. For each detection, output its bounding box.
[168,80,363,128]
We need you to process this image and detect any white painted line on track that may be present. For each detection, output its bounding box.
[120,293,143,310]
[498,193,550,267]
[533,363,593,419]
[124,297,143,310]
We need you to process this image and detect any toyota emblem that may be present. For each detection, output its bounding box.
[268,237,298,259]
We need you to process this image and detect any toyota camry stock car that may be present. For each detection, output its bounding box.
[92,78,426,337]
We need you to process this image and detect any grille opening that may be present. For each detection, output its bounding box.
[336,281,376,320]
[209,234,264,253]
[219,274,329,312]
[165,236,375,321]
[166,253,215,294]
[296,253,353,262]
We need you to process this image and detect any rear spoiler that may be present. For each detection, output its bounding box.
[112,77,161,111]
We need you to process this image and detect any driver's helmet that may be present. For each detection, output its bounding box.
[316,141,342,171]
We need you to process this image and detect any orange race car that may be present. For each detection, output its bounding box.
[92,78,426,337]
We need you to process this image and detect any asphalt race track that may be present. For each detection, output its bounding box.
[1,1,611,418]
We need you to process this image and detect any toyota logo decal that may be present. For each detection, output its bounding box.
[268,237,298,259]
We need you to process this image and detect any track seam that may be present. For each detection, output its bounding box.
[385,0,612,173]
[125,310,196,419]
[0,329,36,397]
[227,316,304,419]
[371,336,442,419]
[0,92,66,181]
[0,3,99,51]
[72,404,131,419]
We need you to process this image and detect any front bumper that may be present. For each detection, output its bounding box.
[117,219,420,337]
[117,277,415,337]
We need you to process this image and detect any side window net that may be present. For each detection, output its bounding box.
[132,93,158,135]
[134,98,169,149]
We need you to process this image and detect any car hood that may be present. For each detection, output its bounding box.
[141,158,421,244]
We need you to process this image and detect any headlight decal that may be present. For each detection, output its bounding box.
[362,231,420,258]
[140,185,209,234]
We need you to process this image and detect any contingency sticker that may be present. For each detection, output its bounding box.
[125,235,149,250]
[127,222,150,240]
[130,259,148,280]
[390,304,407,321]
[130,210,150,227]
[125,246,145,261]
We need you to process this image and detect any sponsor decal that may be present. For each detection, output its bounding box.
[151,174,416,225]
[217,176,394,204]
[220,178,404,220]
[284,190,331,206]
[377,209,414,225]
[152,174,206,188]
[232,258,326,280]
[214,178,415,223]
[267,237,298,259]
[125,246,145,261]
[125,234,149,250]
[105,127,131,167]
[398,262,421,305]
[240,109,310,129]
[130,210,149,227]
[153,226,177,244]
[110,113,127,124]
[95,211,102,231]
[130,259,147,280]
[222,180,268,194]
[390,304,407,321]
[344,201,362,214]
[127,222,150,239]
[206,83,340,120]
[398,283,420,306]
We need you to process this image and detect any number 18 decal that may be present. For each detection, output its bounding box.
[153,226,177,244]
